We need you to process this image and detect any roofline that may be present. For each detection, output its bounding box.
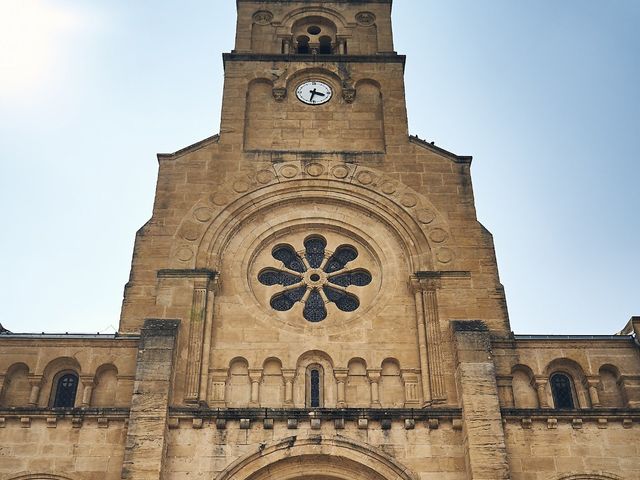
[409,135,472,164]
[157,134,220,161]
[0,333,140,340]
[513,334,634,341]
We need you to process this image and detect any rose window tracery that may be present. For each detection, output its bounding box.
[258,236,372,322]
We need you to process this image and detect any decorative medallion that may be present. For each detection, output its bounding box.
[331,165,350,179]
[194,207,214,223]
[210,192,230,206]
[355,12,376,26]
[177,246,194,262]
[356,171,374,185]
[258,236,372,322]
[180,222,201,241]
[429,228,449,244]
[233,180,250,193]
[381,182,396,195]
[400,193,418,208]
[436,248,454,264]
[280,165,299,178]
[416,208,436,224]
[256,170,276,184]
[252,10,273,25]
[306,163,325,177]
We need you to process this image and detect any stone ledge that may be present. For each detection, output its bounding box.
[169,407,462,421]
[223,52,406,66]
[157,269,218,279]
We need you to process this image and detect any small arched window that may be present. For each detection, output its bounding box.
[550,372,575,409]
[306,364,324,408]
[52,372,79,408]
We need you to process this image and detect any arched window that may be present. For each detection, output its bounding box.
[306,364,324,408]
[319,36,332,54]
[550,372,575,409]
[52,372,79,408]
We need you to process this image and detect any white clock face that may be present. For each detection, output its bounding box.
[296,81,333,105]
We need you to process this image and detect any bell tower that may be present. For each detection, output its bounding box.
[218,0,408,153]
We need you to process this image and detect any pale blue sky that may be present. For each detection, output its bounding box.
[0,0,638,335]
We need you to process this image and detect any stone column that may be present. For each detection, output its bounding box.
[410,278,432,405]
[121,319,180,480]
[27,375,43,407]
[80,377,95,407]
[586,377,601,407]
[334,369,348,407]
[534,376,550,408]
[283,369,296,406]
[249,369,262,407]
[452,321,510,480]
[423,284,447,403]
[184,273,219,404]
[368,369,382,407]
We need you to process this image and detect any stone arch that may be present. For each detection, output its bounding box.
[91,363,119,407]
[214,435,418,480]
[2,474,77,480]
[0,362,31,407]
[511,364,538,408]
[261,357,284,407]
[544,358,590,409]
[280,7,349,33]
[295,351,335,408]
[597,364,625,408]
[185,164,452,273]
[41,357,82,408]
[380,358,404,407]
[346,357,369,407]
[244,77,277,150]
[226,357,250,407]
[550,473,623,480]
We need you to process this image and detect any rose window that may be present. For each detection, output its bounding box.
[258,236,372,322]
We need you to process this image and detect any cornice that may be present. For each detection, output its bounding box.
[223,52,406,68]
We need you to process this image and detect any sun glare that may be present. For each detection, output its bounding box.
[0,0,86,102]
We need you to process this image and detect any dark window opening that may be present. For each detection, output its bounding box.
[53,373,78,408]
[550,373,575,409]
[307,25,321,35]
[310,369,321,407]
[319,36,332,55]
[297,35,310,54]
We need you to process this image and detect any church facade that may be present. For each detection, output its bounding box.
[1,1,639,479]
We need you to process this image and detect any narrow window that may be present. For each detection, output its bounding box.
[297,35,310,54]
[310,369,320,407]
[319,36,332,55]
[550,373,575,409]
[306,365,323,407]
[53,373,78,408]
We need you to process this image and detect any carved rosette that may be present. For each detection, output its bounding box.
[252,10,273,25]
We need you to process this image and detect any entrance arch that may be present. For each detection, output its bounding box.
[215,435,417,480]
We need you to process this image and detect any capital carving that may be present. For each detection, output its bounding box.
[410,275,440,293]
[272,87,287,102]
[367,369,382,383]
[342,88,356,104]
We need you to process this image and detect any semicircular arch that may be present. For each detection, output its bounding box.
[172,162,454,273]
[215,435,418,480]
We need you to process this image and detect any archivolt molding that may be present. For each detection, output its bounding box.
[215,435,418,480]
[550,473,623,480]
[171,161,454,272]
[2,474,76,480]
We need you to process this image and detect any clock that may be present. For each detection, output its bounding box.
[296,81,333,105]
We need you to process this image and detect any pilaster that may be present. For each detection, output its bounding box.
[452,321,510,480]
[121,319,180,480]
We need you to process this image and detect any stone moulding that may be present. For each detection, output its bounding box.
[214,435,419,480]
[173,160,456,273]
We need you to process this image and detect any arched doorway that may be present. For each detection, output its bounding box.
[215,436,417,480]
